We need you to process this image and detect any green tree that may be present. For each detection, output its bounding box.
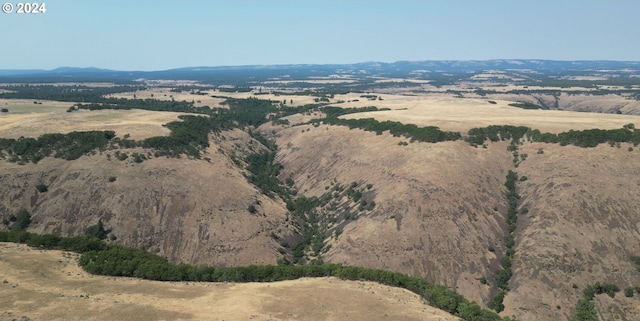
[10,209,31,231]
[572,297,598,321]
[85,220,108,240]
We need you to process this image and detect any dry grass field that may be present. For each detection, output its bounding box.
[0,101,189,140]
[107,89,323,108]
[106,89,227,109]
[331,94,640,133]
[0,243,459,321]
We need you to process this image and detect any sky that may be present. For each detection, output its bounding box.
[1,0,639,71]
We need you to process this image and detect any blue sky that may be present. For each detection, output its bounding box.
[1,0,639,70]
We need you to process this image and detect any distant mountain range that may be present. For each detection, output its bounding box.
[1,60,639,83]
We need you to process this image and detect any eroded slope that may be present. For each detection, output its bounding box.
[268,124,514,306]
[0,129,294,266]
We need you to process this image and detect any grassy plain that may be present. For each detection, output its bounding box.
[331,94,640,133]
[0,101,188,140]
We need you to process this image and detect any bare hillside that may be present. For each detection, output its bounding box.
[0,129,295,266]
[264,121,640,320]
[504,143,640,321]
[268,124,514,306]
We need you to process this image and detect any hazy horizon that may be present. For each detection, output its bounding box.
[1,0,639,71]
[2,58,640,73]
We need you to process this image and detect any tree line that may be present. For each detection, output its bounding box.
[487,170,520,312]
[322,116,462,143]
[0,131,116,163]
[467,124,640,148]
[0,230,515,321]
[0,84,143,102]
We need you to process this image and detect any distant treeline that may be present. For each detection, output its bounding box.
[508,102,545,110]
[0,84,143,101]
[466,124,640,148]
[0,115,224,163]
[320,106,461,143]
[75,96,204,114]
[0,230,514,321]
[319,107,640,148]
[1,97,320,164]
[324,117,462,143]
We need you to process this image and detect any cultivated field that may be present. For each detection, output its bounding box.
[0,243,459,321]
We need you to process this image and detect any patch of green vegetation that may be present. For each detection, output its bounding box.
[631,255,640,271]
[0,230,514,321]
[85,220,109,240]
[508,101,545,110]
[467,124,640,148]
[7,209,31,231]
[0,131,116,163]
[572,297,598,321]
[570,281,622,321]
[324,116,461,143]
[321,106,462,145]
[487,170,520,312]
[0,84,142,102]
[35,183,48,193]
[245,151,287,198]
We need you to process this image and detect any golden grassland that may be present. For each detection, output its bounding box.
[0,101,189,140]
[0,243,459,321]
[330,94,639,133]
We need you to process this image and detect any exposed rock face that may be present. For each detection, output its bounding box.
[0,129,295,266]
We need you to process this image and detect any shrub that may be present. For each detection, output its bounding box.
[35,183,48,193]
[631,255,640,271]
[247,204,257,214]
[10,209,31,231]
[108,176,117,182]
[625,287,634,297]
[85,220,108,240]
